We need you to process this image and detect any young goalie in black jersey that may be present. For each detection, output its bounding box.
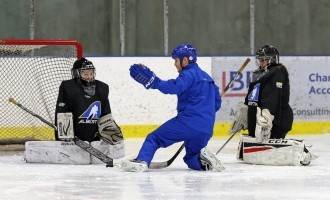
[231,45,317,166]
[55,57,123,144]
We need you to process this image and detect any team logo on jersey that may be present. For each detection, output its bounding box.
[276,82,283,88]
[247,83,260,106]
[78,101,101,124]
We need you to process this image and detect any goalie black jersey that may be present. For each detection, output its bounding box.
[245,64,293,139]
[55,79,111,142]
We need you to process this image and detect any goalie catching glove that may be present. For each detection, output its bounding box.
[129,64,160,89]
[229,102,248,134]
[98,113,124,144]
[255,107,274,143]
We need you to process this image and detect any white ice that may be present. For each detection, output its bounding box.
[1,134,329,200]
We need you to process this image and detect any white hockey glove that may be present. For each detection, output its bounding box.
[98,113,124,145]
[229,102,248,134]
[57,113,74,141]
[255,107,274,143]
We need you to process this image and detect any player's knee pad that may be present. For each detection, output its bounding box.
[237,135,307,166]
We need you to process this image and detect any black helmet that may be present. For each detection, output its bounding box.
[255,45,279,66]
[71,57,96,86]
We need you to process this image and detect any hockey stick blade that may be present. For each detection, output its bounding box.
[96,130,184,169]
[9,97,114,167]
[149,143,185,169]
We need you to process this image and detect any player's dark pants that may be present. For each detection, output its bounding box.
[136,117,212,170]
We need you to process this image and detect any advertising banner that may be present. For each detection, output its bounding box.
[212,56,330,122]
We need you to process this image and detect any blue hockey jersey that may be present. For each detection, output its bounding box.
[154,62,221,134]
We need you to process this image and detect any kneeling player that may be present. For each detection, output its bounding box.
[229,44,316,166]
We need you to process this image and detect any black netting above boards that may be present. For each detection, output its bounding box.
[0,40,83,144]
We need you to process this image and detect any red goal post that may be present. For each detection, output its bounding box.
[0,39,83,145]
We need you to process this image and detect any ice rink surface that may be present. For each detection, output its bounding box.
[1,134,329,200]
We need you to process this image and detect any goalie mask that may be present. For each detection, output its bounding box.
[171,43,197,63]
[71,57,96,87]
[255,45,279,68]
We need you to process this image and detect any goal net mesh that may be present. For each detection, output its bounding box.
[0,40,82,145]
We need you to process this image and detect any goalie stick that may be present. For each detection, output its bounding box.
[215,58,251,155]
[9,97,180,169]
[150,58,251,169]
[8,97,114,167]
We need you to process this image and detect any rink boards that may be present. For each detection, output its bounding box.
[0,56,329,141]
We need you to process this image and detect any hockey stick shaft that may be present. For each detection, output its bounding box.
[221,58,250,96]
[215,131,238,155]
[215,58,250,155]
[151,58,251,169]
[149,142,185,169]
[9,98,57,129]
[9,97,114,167]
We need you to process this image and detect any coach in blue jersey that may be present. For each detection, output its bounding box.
[54,58,111,142]
[121,43,225,172]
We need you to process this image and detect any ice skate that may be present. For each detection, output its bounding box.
[300,149,318,166]
[200,147,225,172]
[120,159,148,172]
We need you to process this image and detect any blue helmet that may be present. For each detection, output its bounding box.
[171,43,197,63]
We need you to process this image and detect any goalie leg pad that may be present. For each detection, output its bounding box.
[237,135,306,166]
[90,141,125,164]
[236,135,244,161]
[24,141,90,164]
[255,107,274,143]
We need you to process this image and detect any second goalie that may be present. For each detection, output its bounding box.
[54,57,124,158]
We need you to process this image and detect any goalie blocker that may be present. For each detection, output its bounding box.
[57,113,75,140]
[237,135,316,166]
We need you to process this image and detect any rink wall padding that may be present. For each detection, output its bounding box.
[120,121,330,138]
[1,56,329,141]
[0,120,329,141]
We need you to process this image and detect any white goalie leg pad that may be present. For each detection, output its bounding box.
[98,113,124,144]
[229,102,248,134]
[90,140,125,164]
[24,141,90,164]
[238,135,305,166]
[255,107,274,143]
[236,135,244,161]
[57,113,74,140]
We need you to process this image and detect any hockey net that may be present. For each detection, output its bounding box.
[0,40,82,147]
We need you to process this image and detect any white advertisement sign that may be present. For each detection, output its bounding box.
[212,57,330,122]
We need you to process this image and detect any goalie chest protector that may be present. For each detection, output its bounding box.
[56,80,111,142]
